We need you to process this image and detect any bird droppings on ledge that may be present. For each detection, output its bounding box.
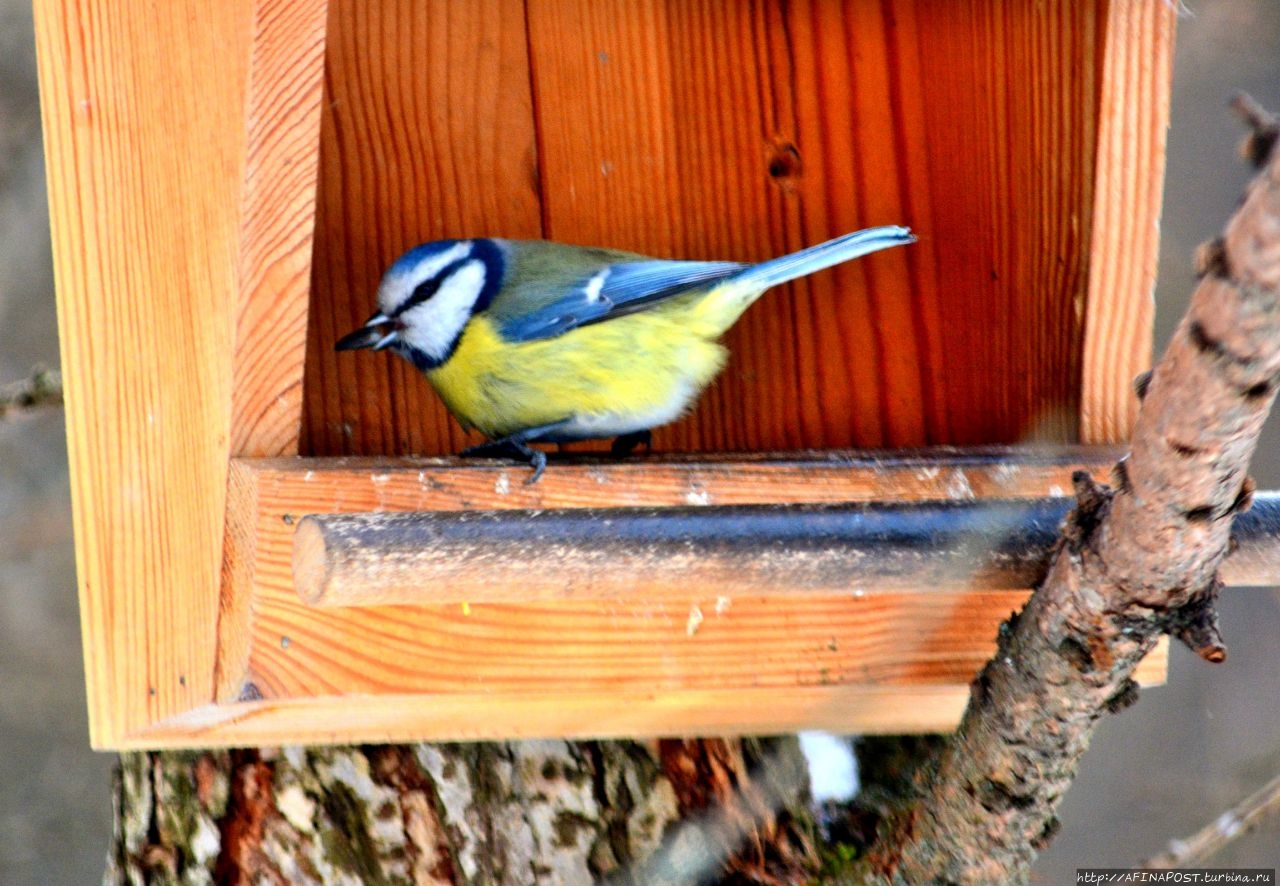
[686,604,703,636]
[993,463,1021,485]
[946,470,975,500]
[684,484,711,506]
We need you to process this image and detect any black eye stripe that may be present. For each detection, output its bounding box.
[393,258,467,317]
[390,241,504,318]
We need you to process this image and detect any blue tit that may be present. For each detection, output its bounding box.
[336,226,915,481]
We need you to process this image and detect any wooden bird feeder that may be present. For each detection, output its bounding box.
[38,0,1183,749]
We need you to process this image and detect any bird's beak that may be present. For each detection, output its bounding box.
[335,313,398,352]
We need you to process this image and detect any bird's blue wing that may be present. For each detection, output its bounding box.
[497,260,746,342]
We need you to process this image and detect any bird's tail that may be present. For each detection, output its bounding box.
[731,225,915,292]
[690,225,914,336]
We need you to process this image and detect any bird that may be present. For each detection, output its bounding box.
[336,226,915,482]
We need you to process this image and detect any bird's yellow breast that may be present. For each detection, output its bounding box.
[426,312,728,440]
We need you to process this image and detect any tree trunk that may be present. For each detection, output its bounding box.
[105,738,815,885]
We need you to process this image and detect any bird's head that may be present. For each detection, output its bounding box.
[335,238,503,370]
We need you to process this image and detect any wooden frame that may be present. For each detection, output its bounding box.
[37,0,1177,749]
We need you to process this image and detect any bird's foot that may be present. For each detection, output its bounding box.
[463,423,574,484]
[462,439,547,483]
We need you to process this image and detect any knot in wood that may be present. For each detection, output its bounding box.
[767,141,802,181]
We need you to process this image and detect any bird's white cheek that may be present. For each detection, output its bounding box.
[399,260,487,362]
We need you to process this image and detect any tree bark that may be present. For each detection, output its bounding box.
[105,738,814,885]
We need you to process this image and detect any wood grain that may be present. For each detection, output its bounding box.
[34,0,253,747]
[213,450,1169,740]
[236,447,1124,515]
[302,0,543,458]
[231,0,330,457]
[244,589,1049,697]
[37,0,1178,748]
[1080,0,1176,443]
[126,650,1168,747]
[216,460,263,703]
[127,687,990,747]
[303,0,1137,459]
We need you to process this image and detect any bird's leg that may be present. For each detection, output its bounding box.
[462,438,547,483]
[610,429,652,457]
[462,421,572,484]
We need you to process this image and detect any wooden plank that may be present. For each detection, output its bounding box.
[146,629,1165,749]
[215,0,330,708]
[234,447,1122,513]
[211,450,1173,741]
[243,588,1050,697]
[215,460,262,703]
[230,0,329,457]
[126,661,1176,747]
[885,0,1110,445]
[301,0,543,459]
[1080,0,1176,443]
[514,0,1109,455]
[34,0,253,747]
[128,688,983,747]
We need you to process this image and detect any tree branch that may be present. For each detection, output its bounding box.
[1142,771,1280,868]
[854,95,1280,883]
